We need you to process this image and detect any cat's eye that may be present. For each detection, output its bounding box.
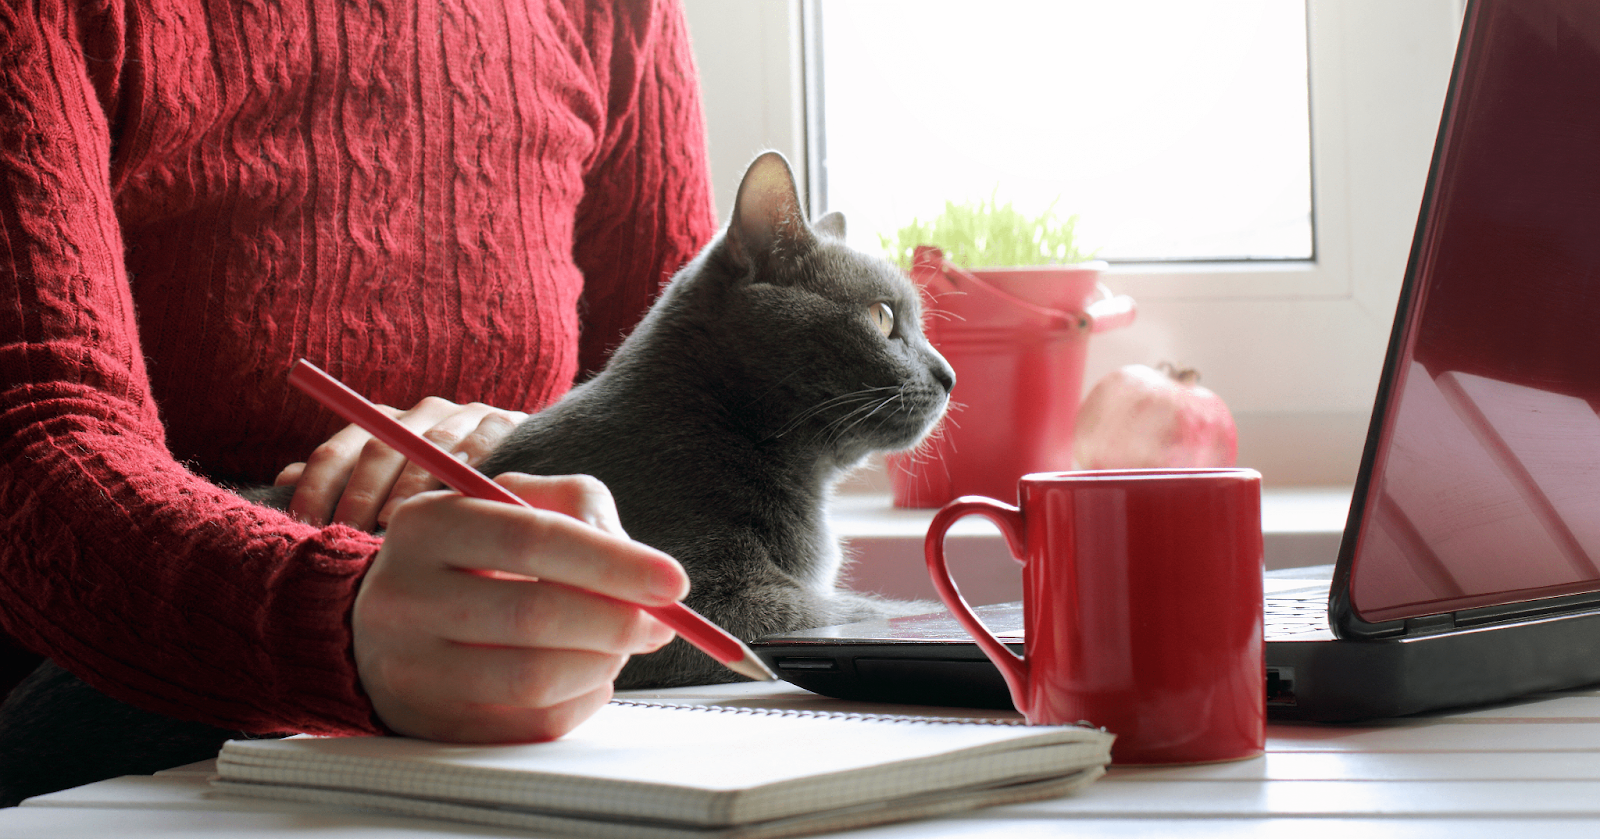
[869,302,895,337]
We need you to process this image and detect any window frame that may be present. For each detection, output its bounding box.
[680,0,1466,486]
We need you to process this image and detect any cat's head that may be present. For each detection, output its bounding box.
[642,151,954,470]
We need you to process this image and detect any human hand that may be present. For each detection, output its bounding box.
[275,398,529,531]
[352,472,687,742]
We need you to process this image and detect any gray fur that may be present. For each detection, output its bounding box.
[479,152,954,686]
[0,152,953,803]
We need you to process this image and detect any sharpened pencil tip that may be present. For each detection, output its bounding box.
[726,652,778,682]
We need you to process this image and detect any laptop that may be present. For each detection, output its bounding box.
[751,0,1600,722]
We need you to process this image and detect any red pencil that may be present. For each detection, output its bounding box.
[287,359,776,683]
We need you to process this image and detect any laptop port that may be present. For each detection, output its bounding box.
[775,657,838,671]
[1266,667,1297,706]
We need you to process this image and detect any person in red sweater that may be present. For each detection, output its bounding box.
[0,0,716,749]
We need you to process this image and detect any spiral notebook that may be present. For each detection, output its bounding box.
[211,700,1112,839]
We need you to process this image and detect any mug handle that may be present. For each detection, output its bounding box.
[925,496,1031,712]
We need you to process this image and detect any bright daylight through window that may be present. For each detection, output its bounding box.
[813,0,1313,264]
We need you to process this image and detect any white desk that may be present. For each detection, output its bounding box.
[7,680,1600,838]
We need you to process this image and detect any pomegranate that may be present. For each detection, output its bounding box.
[1073,363,1238,469]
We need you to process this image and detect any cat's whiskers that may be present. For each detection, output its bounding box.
[811,378,953,452]
[890,400,964,467]
[811,387,905,449]
[762,385,901,443]
[918,289,967,326]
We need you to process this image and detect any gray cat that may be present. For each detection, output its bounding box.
[0,151,954,804]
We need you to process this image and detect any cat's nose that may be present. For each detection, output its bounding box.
[931,358,955,394]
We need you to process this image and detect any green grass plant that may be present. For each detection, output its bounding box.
[881,193,1094,269]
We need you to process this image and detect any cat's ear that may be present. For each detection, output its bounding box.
[813,211,846,240]
[727,151,811,268]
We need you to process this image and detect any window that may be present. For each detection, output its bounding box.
[814,0,1314,263]
[681,0,1464,485]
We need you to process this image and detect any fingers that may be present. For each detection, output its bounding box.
[491,472,629,537]
[353,477,690,743]
[372,677,615,744]
[285,398,527,531]
[287,402,409,528]
[371,565,678,653]
[373,635,638,712]
[389,475,688,606]
[327,397,462,531]
[360,617,624,742]
[379,409,527,528]
[273,461,306,487]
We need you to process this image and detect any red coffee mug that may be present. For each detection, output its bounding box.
[925,469,1265,764]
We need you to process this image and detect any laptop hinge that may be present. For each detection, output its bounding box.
[1403,613,1457,635]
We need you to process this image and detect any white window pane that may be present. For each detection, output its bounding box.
[815,0,1313,262]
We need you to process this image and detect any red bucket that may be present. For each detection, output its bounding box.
[890,246,1136,507]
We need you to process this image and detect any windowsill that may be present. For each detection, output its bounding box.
[828,487,1351,607]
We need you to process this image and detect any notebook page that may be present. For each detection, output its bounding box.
[215,701,1111,827]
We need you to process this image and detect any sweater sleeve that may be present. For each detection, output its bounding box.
[571,0,718,378]
[0,2,383,736]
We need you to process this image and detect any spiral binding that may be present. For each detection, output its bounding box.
[611,698,1100,729]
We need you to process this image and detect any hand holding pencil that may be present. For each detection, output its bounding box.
[287,360,773,744]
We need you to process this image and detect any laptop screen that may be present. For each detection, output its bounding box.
[1345,0,1600,625]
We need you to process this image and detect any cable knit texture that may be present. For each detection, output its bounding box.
[0,0,714,734]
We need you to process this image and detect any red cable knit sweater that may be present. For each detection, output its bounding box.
[0,0,715,735]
